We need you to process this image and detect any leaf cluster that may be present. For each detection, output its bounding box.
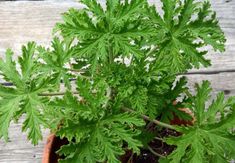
[161,81,235,163]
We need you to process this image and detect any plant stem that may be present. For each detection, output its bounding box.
[185,89,193,98]
[154,137,164,141]
[109,45,114,64]
[103,86,112,108]
[67,69,91,79]
[38,91,79,96]
[67,68,84,73]
[127,153,134,163]
[78,74,91,80]
[147,146,166,158]
[122,107,177,130]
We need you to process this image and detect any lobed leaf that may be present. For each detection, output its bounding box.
[163,81,235,162]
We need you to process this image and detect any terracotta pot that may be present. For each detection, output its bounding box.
[170,108,195,126]
[171,101,195,126]
[42,134,68,163]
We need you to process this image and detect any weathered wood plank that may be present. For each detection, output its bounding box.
[185,72,235,97]
[0,1,82,56]
[0,118,49,163]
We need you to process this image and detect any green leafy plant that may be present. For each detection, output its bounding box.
[0,0,234,163]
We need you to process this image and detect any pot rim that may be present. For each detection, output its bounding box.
[42,134,56,163]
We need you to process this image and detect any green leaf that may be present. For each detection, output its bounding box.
[22,98,46,145]
[50,81,145,161]
[56,9,102,39]
[193,81,212,124]
[113,0,147,25]
[56,111,144,163]
[80,0,105,18]
[0,43,52,145]
[56,0,151,71]
[111,124,142,153]
[161,0,176,27]
[0,97,20,141]
[19,42,37,80]
[165,81,235,162]
[58,141,97,163]
[39,37,75,89]
[102,112,145,127]
[130,86,148,113]
[188,1,226,52]
[0,49,23,87]
[147,0,225,73]
[168,76,188,100]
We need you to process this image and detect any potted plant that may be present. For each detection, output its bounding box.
[0,0,234,162]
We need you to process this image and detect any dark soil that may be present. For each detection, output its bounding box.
[120,128,180,163]
[48,136,68,163]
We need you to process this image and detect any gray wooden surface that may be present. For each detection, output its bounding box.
[0,0,234,162]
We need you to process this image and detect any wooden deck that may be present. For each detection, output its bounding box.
[0,0,234,162]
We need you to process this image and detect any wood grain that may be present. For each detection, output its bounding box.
[0,0,234,162]
[0,117,50,163]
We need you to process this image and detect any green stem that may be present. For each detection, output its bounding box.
[67,69,91,79]
[186,89,193,97]
[103,86,112,108]
[122,107,177,130]
[67,68,84,73]
[38,91,79,96]
[154,137,164,141]
[147,146,166,158]
[78,74,91,80]
[127,153,134,163]
[109,45,114,64]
